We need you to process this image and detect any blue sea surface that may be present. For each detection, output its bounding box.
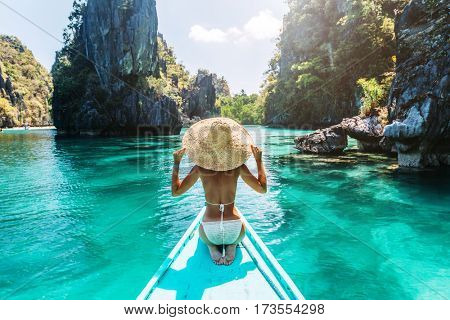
[0,127,449,299]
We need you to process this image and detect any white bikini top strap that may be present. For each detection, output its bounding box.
[205,200,235,206]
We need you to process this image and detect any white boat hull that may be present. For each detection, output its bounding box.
[138,207,304,300]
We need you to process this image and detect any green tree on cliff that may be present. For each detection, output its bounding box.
[263,0,409,128]
[52,0,92,124]
[0,35,53,127]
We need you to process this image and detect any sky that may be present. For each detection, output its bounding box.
[0,0,287,94]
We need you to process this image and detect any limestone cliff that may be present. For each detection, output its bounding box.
[383,0,449,167]
[84,0,159,91]
[183,71,216,119]
[0,35,52,127]
[264,0,406,128]
[182,70,231,121]
[52,0,182,136]
[294,0,449,167]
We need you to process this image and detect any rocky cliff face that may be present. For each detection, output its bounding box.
[84,0,158,91]
[183,70,218,119]
[265,0,404,128]
[384,0,449,167]
[0,64,18,128]
[52,0,182,136]
[182,70,231,121]
[213,74,231,97]
[294,0,448,166]
[0,35,52,127]
[0,64,18,104]
[267,0,355,128]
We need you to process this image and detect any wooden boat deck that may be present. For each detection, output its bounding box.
[138,208,304,300]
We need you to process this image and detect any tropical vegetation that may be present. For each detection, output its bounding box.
[262,0,409,128]
[218,91,264,125]
[0,35,53,127]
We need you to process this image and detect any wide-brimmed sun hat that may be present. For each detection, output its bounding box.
[182,117,254,171]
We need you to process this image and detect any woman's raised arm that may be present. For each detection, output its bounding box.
[239,145,267,194]
[171,148,200,196]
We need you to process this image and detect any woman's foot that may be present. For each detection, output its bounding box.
[208,245,223,265]
[224,245,237,266]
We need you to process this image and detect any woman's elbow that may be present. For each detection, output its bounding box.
[258,185,267,194]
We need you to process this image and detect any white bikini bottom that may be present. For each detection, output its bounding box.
[202,219,243,246]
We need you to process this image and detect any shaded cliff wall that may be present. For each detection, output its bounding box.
[52,0,182,136]
[384,0,449,167]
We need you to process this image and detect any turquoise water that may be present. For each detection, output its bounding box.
[0,127,449,299]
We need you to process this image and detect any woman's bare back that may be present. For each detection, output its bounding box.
[199,167,240,222]
[172,145,267,223]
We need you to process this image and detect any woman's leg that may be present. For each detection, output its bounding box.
[232,223,246,245]
[199,224,215,246]
[199,224,224,265]
[224,224,246,265]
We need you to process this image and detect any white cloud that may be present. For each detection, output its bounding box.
[188,10,281,44]
[244,10,282,40]
[188,25,228,43]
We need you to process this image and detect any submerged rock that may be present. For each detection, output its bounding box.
[383,0,449,167]
[295,125,347,154]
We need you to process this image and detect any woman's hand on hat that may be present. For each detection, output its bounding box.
[173,148,186,163]
[251,145,263,162]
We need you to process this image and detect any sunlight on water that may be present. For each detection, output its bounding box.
[0,128,449,299]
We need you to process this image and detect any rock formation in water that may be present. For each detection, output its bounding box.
[341,115,383,151]
[0,35,52,127]
[296,108,390,154]
[383,0,449,167]
[52,0,182,136]
[295,125,347,154]
[52,0,229,135]
[182,70,231,122]
[341,108,391,152]
[294,0,449,166]
[183,70,217,119]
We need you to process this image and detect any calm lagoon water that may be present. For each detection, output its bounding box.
[0,127,449,299]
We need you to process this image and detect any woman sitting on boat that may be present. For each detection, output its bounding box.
[171,118,267,266]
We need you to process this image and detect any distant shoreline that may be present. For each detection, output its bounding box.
[1,126,56,131]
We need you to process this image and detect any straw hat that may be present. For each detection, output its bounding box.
[182,117,254,171]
